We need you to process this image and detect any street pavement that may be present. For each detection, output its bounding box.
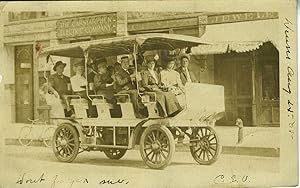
[1,145,280,188]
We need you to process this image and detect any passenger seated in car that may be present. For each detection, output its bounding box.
[141,55,182,117]
[111,62,122,86]
[175,54,197,85]
[87,59,99,92]
[160,57,185,106]
[70,62,87,98]
[114,55,145,118]
[49,61,73,117]
[94,63,115,103]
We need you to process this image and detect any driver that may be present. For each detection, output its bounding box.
[175,54,197,85]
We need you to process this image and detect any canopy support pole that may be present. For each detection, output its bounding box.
[83,50,93,102]
[133,43,142,97]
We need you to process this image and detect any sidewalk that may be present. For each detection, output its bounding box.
[4,123,280,157]
[215,126,280,157]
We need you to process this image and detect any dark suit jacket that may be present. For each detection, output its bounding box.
[114,68,134,93]
[175,66,197,85]
[94,72,114,100]
[48,73,71,98]
[87,71,96,83]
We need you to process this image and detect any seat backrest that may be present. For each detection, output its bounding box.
[70,98,88,118]
[70,98,88,105]
[92,98,113,119]
[141,92,156,104]
[114,94,135,119]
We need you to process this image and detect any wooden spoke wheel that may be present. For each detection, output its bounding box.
[140,125,175,169]
[190,127,220,165]
[53,124,79,163]
[103,148,127,160]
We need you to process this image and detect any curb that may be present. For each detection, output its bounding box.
[5,138,280,158]
[221,146,279,157]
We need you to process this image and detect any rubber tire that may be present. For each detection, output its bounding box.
[53,123,80,163]
[190,127,221,165]
[140,125,175,170]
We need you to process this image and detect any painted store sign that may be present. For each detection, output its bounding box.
[56,14,117,38]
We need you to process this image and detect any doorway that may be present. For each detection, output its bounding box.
[214,53,253,126]
[15,45,34,123]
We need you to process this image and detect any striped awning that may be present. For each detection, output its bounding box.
[191,41,274,55]
[191,18,279,55]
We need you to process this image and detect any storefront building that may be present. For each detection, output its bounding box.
[0,12,279,127]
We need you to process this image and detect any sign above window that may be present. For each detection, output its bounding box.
[56,14,117,39]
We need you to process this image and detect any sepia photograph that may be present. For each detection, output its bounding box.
[0,1,297,188]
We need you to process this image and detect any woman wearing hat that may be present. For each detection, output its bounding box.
[94,62,115,103]
[141,55,182,117]
[49,61,72,117]
[160,57,185,106]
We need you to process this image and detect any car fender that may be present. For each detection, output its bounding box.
[128,118,170,149]
[56,119,84,142]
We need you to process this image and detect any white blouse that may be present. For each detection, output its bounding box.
[70,74,86,92]
[160,69,182,87]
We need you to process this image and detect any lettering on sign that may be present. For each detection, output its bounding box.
[208,12,278,24]
[56,14,117,38]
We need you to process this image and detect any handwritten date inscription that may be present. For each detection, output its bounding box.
[283,17,295,140]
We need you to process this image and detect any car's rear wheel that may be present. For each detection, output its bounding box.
[103,148,127,160]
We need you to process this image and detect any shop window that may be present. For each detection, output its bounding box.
[262,60,279,101]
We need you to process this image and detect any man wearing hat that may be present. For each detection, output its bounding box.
[175,54,197,85]
[114,55,145,118]
[49,61,72,117]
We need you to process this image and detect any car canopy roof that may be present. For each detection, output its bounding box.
[42,33,206,58]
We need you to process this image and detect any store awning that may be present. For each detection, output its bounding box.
[191,41,272,55]
[191,18,278,55]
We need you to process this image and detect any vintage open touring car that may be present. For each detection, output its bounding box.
[41,33,225,169]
